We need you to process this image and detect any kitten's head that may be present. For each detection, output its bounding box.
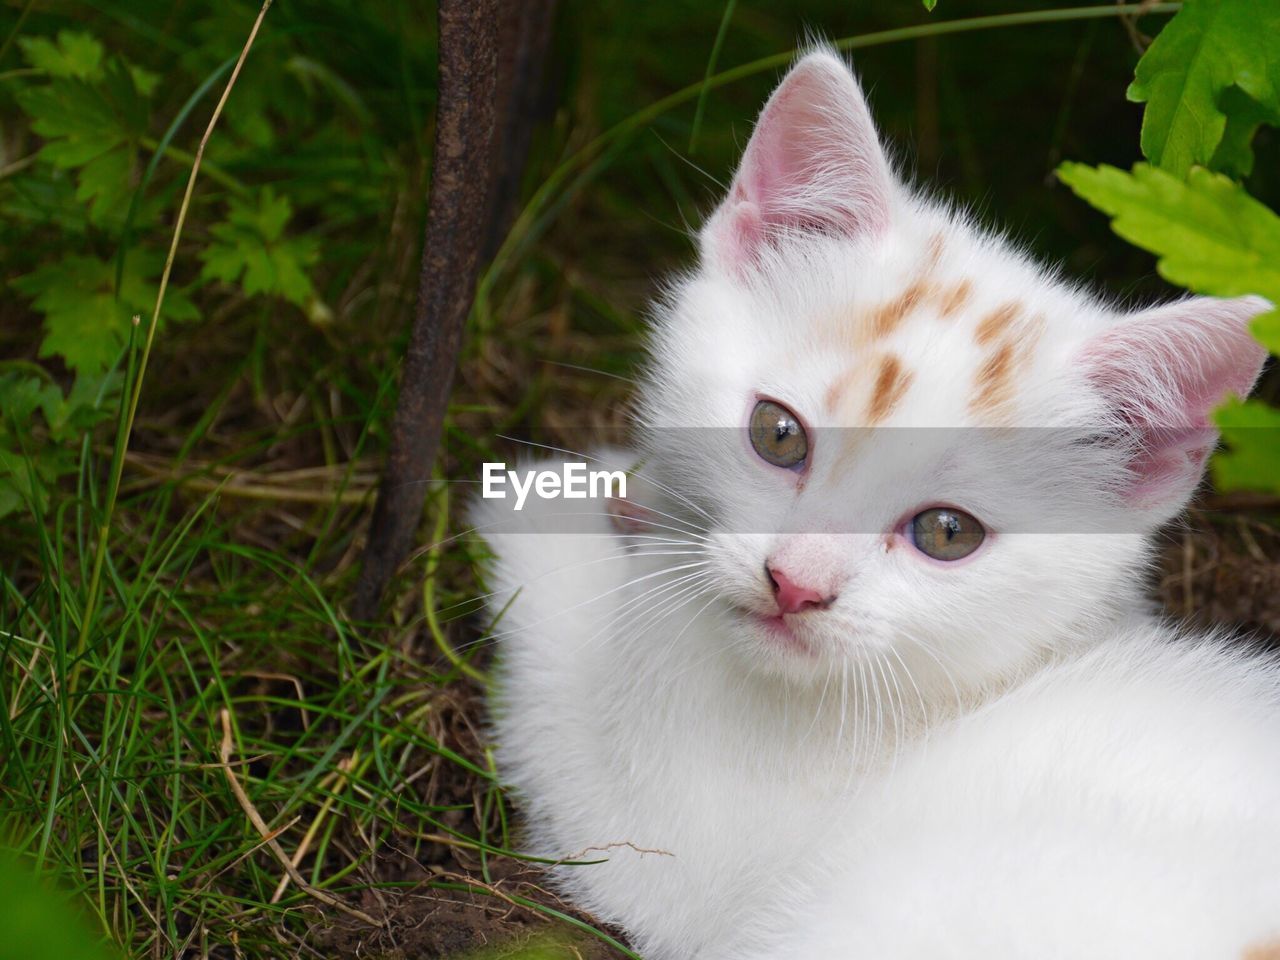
[635,51,1267,691]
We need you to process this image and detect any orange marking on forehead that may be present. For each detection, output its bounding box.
[868,278,933,340]
[938,280,973,319]
[867,353,913,424]
[970,314,1045,421]
[926,232,946,265]
[971,341,1016,415]
[975,302,1020,346]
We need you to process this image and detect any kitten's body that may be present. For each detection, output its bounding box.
[482,487,1280,960]
[476,51,1280,958]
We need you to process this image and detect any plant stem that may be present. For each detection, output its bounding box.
[73,0,274,684]
[422,476,488,685]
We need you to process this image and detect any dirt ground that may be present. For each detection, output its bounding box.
[300,681,628,959]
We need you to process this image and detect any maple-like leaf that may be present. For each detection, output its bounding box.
[200,188,319,306]
[1213,397,1280,495]
[13,254,198,374]
[0,398,59,516]
[18,30,105,80]
[0,371,110,518]
[1128,0,1280,176]
[1057,162,1280,351]
[1209,85,1280,178]
[15,56,150,223]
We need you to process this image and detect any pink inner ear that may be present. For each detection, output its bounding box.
[1083,297,1268,508]
[706,51,891,273]
[716,199,766,277]
[1123,425,1219,505]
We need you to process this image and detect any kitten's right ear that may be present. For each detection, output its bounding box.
[702,50,893,276]
[1081,295,1268,515]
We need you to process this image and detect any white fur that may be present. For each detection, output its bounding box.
[475,50,1280,959]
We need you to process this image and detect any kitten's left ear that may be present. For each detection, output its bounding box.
[1081,295,1269,514]
[703,50,893,275]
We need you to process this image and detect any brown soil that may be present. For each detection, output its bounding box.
[299,683,630,959]
[312,878,623,960]
[1157,502,1280,640]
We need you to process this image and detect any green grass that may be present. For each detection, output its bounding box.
[2,423,592,955]
[0,1,1218,957]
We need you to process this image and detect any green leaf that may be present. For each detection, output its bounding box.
[922,0,937,9]
[1212,396,1280,494]
[0,368,119,519]
[58,370,120,437]
[75,146,133,212]
[13,253,197,374]
[15,258,134,373]
[0,375,65,430]
[0,853,121,960]
[128,65,161,97]
[1128,0,1280,176]
[0,479,24,519]
[200,188,319,306]
[1057,162,1280,351]
[18,30,105,80]
[19,82,121,164]
[0,170,93,233]
[1209,86,1280,178]
[14,56,151,223]
[0,377,69,519]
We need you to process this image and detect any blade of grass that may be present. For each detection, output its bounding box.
[75,0,275,687]
[687,0,738,154]
[481,3,1182,310]
[423,475,488,684]
[0,0,37,65]
[114,53,239,293]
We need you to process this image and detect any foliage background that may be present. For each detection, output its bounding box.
[1,1,1278,957]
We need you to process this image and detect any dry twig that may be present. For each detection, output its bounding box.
[270,752,359,903]
[217,709,382,927]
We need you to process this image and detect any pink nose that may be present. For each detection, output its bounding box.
[766,565,834,615]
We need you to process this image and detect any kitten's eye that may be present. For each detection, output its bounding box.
[749,399,808,469]
[910,508,985,561]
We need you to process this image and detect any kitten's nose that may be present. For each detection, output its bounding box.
[766,564,835,615]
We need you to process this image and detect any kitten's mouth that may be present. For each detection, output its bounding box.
[741,609,815,656]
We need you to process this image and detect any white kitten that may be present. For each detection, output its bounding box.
[475,50,1280,959]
